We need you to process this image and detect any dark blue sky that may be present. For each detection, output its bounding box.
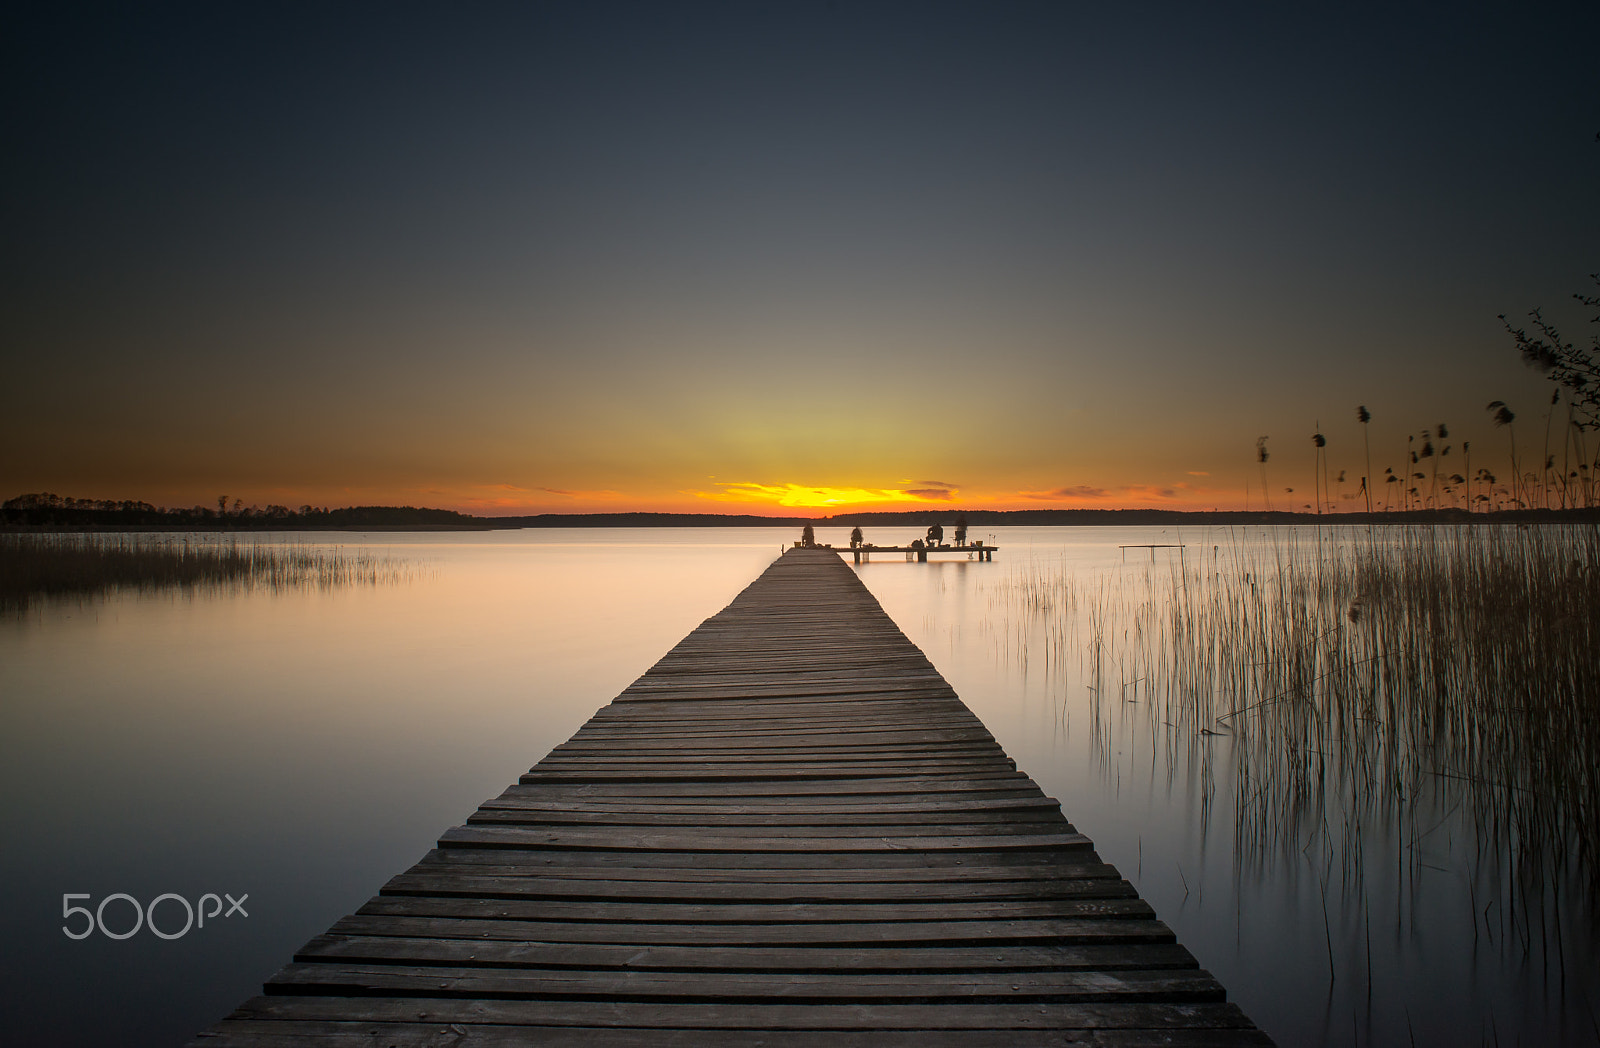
[3,2,1594,511]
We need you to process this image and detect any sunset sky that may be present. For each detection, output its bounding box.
[3,3,1595,515]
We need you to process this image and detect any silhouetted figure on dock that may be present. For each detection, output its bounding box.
[849,526,864,548]
[800,524,816,547]
[926,523,944,548]
[954,518,968,546]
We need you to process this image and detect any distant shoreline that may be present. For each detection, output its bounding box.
[6,505,1600,532]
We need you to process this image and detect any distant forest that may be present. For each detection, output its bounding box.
[1,493,491,529]
[5,492,1599,531]
[498,507,1600,528]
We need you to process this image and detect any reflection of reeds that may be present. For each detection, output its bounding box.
[1000,525,1600,920]
[0,533,407,612]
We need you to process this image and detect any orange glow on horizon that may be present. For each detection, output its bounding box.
[695,482,958,511]
[58,477,1251,519]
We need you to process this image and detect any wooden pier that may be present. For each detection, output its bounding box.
[194,548,1269,1046]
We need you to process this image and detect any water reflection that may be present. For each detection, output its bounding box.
[0,532,408,612]
[2,526,1593,1047]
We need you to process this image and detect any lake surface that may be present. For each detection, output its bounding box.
[0,526,1593,1046]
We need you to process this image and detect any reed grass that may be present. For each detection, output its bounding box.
[0,532,406,612]
[995,524,1600,911]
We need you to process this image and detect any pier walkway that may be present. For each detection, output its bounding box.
[194,547,1269,1046]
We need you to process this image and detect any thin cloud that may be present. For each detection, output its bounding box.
[1020,485,1109,500]
[537,488,621,500]
[461,485,621,507]
[1018,483,1181,503]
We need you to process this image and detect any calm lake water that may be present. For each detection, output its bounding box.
[1,526,1593,1046]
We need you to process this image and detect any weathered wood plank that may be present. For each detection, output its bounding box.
[262,963,1228,1002]
[419,846,1109,871]
[377,872,1134,903]
[404,854,1120,882]
[502,774,1041,797]
[462,814,1075,835]
[548,742,1008,757]
[436,825,1094,852]
[463,810,1070,828]
[517,764,1024,783]
[478,794,1062,815]
[216,996,1264,1030]
[353,895,1157,924]
[566,727,996,743]
[192,1022,1275,1047]
[324,914,1184,947]
[293,934,1201,972]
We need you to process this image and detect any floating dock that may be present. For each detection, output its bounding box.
[194,547,1268,1046]
[800,542,997,562]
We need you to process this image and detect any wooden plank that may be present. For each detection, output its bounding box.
[353,895,1157,924]
[537,747,1011,762]
[614,685,962,703]
[377,873,1134,903]
[421,845,1109,870]
[518,760,1021,778]
[464,810,1069,828]
[549,740,1008,755]
[293,934,1202,972]
[502,774,1041,796]
[217,996,1263,1031]
[324,914,1183,947]
[404,854,1120,882]
[192,1023,1274,1047]
[478,794,1062,814]
[566,726,995,742]
[462,813,1073,833]
[436,825,1094,852]
[262,963,1228,1002]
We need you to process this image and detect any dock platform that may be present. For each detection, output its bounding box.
[800,542,998,562]
[193,547,1269,1046]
